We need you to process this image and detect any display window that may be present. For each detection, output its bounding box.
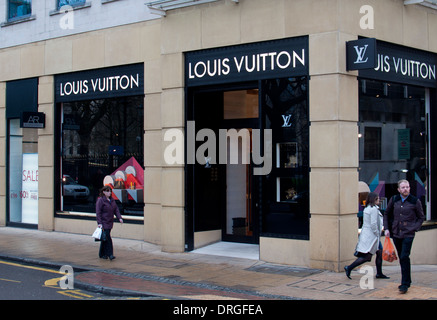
[261,77,309,238]
[54,64,144,219]
[8,119,39,225]
[57,95,144,217]
[6,78,39,227]
[358,79,430,220]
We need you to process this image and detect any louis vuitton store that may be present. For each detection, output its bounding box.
[1,0,437,271]
[184,36,311,250]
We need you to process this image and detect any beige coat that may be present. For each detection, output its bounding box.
[355,205,382,255]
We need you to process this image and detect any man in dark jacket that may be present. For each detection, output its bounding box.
[384,179,425,294]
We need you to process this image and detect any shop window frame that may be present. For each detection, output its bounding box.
[259,76,310,240]
[359,79,436,226]
[54,96,145,224]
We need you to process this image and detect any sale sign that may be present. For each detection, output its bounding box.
[21,153,38,224]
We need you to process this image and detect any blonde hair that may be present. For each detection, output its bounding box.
[397,179,409,188]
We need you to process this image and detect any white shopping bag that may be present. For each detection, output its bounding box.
[92,227,102,240]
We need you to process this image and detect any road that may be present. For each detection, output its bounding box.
[0,259,158,300]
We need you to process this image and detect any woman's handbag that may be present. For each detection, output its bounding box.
[382,237,398,262]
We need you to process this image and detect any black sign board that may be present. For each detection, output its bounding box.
[185,36,309,87]
[359,40,437,88]
[6,78,38,119]
[55,63,144,102]
[21,112,45,128]
[346,38,377,71]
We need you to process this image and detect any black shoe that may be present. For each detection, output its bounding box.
[376,274,390,279]
[398,285,409,294]
[100,255,108,260]
[344,266,352,279]
[109,255,116,260]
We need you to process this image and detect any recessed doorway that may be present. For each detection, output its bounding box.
[186,85,260,248]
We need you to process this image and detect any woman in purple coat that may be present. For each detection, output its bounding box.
[96,186,123,260]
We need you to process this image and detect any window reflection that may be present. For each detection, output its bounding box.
[262,77,310,238]
[58,0,85,9]
[8,0,31,20]
[359,80,428,217]
[60,96,144,216]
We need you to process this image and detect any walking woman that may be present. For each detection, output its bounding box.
[96,186,123,260]
[345,192,389,279]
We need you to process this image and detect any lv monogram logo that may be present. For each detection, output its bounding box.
[353,44,369,64]
[282,115,292,127]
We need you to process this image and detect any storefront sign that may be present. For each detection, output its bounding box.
[346,38,377,71]
[21,112,45,128]
[359,40,437,88]
[185,36,308,86]
[55,63,144,102]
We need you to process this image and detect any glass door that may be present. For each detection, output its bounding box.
[8,119,39,225]
[223,127,258,242]
[222,89,259,243]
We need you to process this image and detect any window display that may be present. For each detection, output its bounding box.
[9,119,39,225]
[359,79,428,218]
[59,95,144,216]
[262,77,310,238]
[276,142,298,169]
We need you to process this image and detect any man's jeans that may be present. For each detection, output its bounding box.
[393,237,415,287]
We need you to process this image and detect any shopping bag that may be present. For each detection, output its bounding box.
[92,227,102,240]
[382,237,398,262]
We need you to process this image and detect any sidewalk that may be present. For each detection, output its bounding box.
[1,226,436,300]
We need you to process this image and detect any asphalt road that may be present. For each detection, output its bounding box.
[0,259,159,300]
[0,259,93,300]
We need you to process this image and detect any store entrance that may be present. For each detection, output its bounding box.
[187,86,260,248]
[222,123,259,243]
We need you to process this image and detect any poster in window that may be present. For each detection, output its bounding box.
[398,129,410,160]
[102,156,144,203]
[21,153,38,224]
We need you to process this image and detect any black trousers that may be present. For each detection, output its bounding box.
[99,229,114,258]
[393,236,415,287]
